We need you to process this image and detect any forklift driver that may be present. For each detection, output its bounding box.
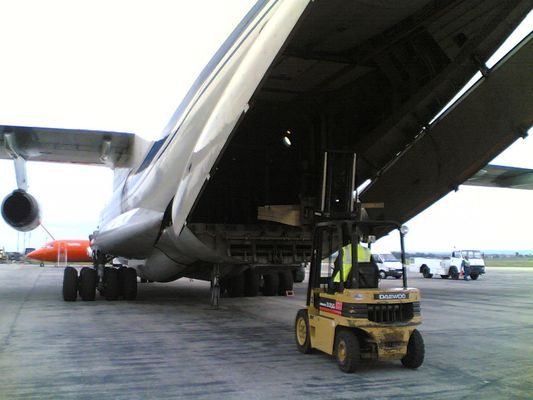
[330,226,372,292]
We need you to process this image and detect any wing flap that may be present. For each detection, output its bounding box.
[0,125,135,167]
[466,164,533,190]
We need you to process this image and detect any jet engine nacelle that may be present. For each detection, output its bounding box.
[1,189,41,232]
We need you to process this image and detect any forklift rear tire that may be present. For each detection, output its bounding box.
[401,329,425,369]
[335,329,360,373]
[295,309,312,354]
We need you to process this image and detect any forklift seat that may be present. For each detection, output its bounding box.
[353,262,379,289]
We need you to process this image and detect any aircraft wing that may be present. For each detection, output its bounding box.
[0,125,135,167]
[465,164,533,190]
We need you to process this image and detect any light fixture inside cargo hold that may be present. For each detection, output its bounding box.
[282,130,292,147]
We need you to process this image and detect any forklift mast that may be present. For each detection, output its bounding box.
[307,152,408,305]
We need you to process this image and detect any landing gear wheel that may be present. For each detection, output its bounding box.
[122,268,138,300]
[470,273,479,280]
[104,268,119,301]
[117,266,127,297]
[379,270,387,280]
[295,309,312,354]
[263,273,279,296]
[244,269,259,297]
[228,273,245,297]
[79,267,97,301]
[278,271,294,295]
[401,329,425,369]
[63,266,78,302]
[293,265,305,283]
[335,330,360,373]
[450,267,459,280]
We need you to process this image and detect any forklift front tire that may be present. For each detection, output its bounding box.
[335,329,360,373]
[401,329,425,369]
[295,309,312,354]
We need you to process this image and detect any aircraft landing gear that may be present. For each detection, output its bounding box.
[210,264,221,308]
[61,250,138,302]
[79,267,97,301]
[63,266,78,301]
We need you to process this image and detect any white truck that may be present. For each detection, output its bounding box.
[372,252,403,279]
[415,250,486,280]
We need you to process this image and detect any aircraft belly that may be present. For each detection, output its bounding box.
[93,208,164,259]
[155,225,240,265]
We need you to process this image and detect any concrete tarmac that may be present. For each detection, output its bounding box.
[0,264,532,399]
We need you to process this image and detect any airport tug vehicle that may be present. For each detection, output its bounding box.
[294,151,424,372]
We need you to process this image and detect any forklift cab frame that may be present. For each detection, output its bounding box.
[306,219,408,307]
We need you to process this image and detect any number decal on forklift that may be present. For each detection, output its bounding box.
[319,299,343,315]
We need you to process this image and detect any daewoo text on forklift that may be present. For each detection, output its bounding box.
[295,152,424,372]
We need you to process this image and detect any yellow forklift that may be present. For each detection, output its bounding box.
[294,152,424,372]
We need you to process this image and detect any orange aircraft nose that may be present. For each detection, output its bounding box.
[26,248,46,260]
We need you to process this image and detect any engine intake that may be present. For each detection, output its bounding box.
[1,189,41,232]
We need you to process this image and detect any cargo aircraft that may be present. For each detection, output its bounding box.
[1,0,532,304]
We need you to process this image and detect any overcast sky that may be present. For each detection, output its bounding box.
[0,1,532,253]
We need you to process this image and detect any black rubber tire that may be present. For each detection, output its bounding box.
[293,265,306,283]
[117,266,127,297]
[263,273,279,296]
[105,268,120,301]
[122,268,138,300]
[40,262,44,268]
[422,268,433,279]
[295,309,312,354]
[440,274,450,279]
[278,271,294,296]
[63,266,78,302]
[470,273,479,280]
[379,270,387,280]
[244,269,260,297]
[79,267,97,301]
[450,267,459,280]
[401,329,425,369]
[228,273,245,297]
[335,329,360,373]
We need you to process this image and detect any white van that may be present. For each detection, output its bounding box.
[372,252,403,279]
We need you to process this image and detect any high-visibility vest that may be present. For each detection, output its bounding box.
[333,244,372,283]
